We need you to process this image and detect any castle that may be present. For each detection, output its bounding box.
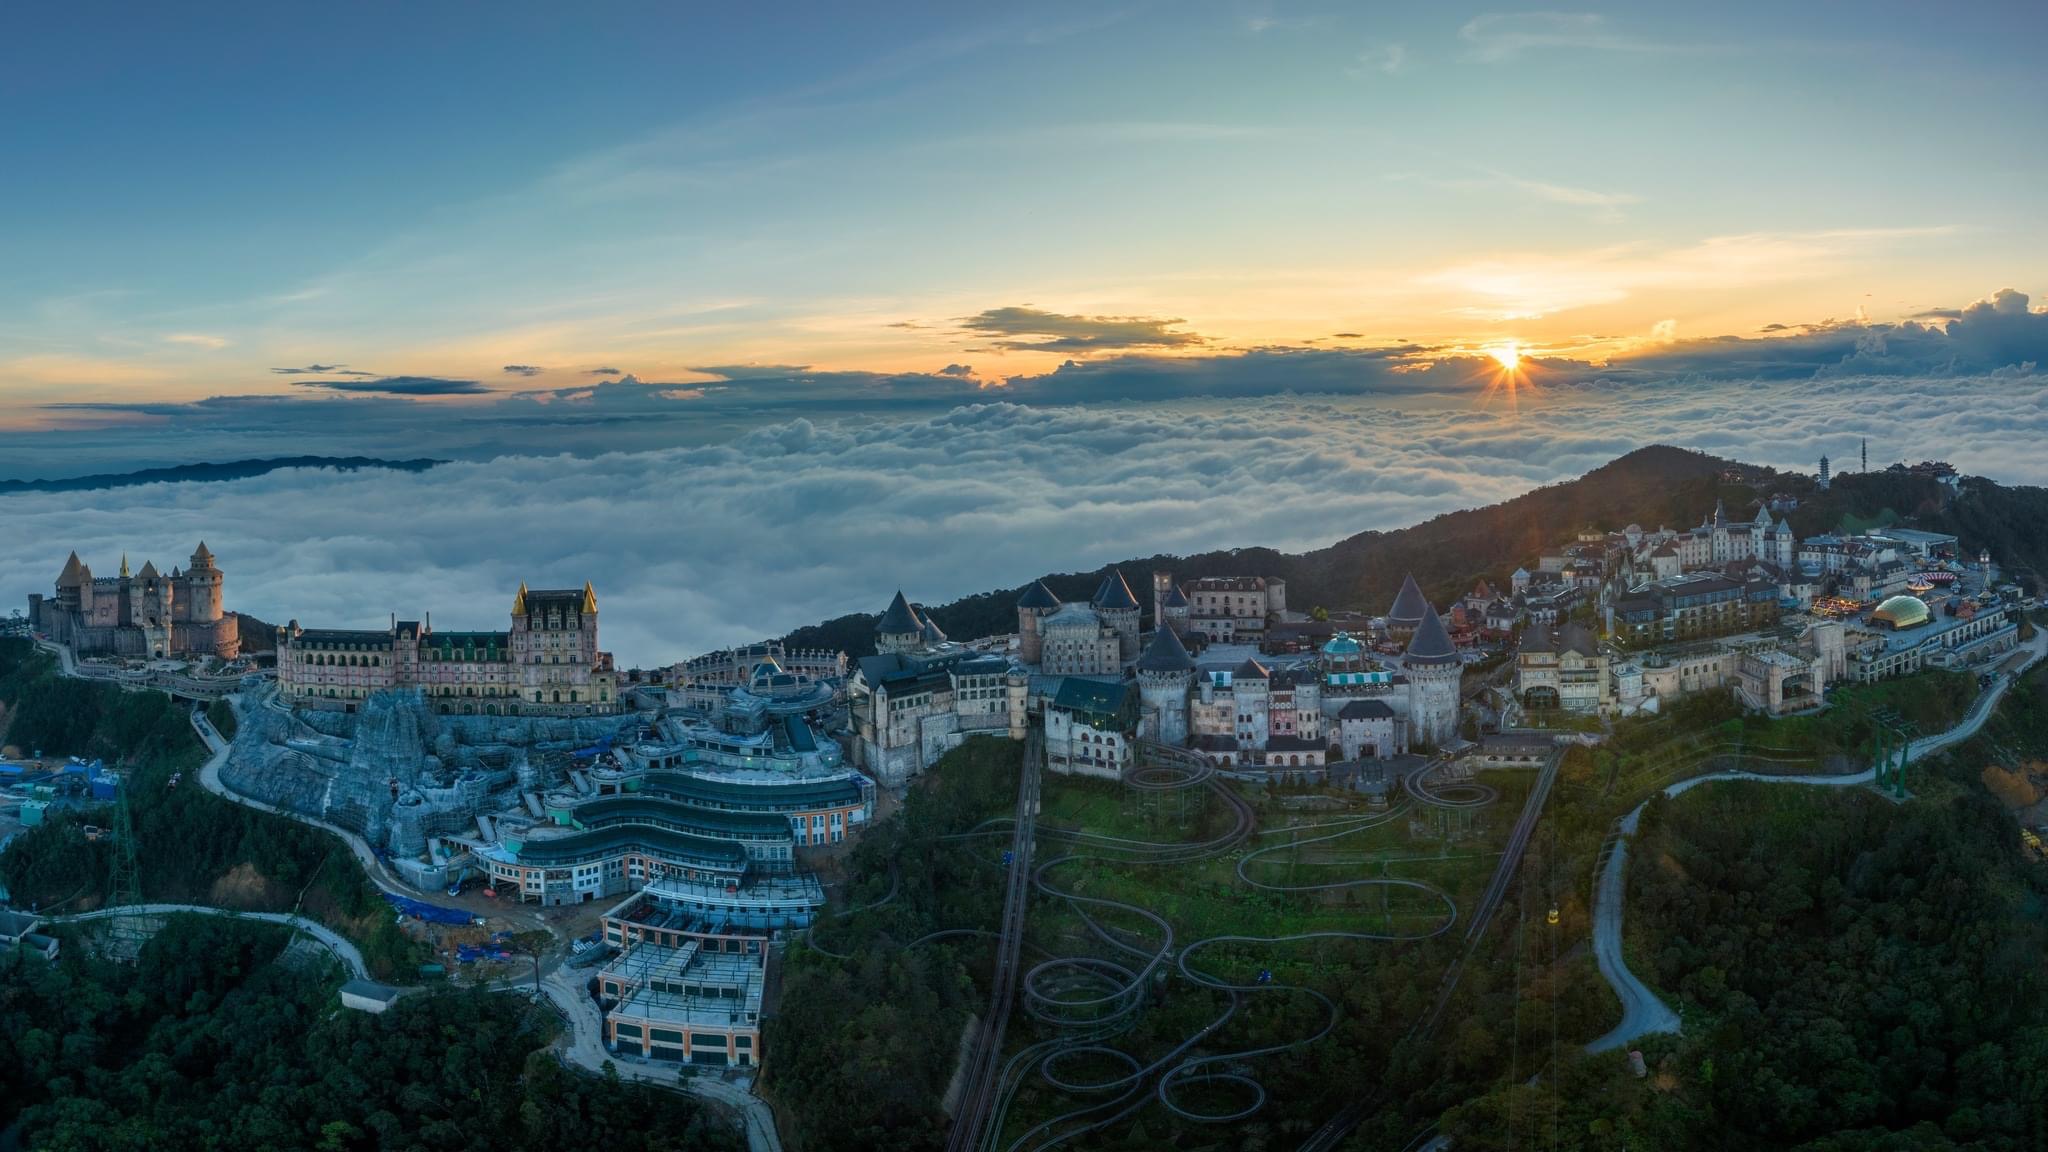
[29,543,240,660]
[275,582,617,715]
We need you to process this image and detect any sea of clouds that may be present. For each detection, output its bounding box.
[6,377,2047,667]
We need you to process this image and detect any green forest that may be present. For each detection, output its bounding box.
[764,737,1021,1151]
[1431,666,2048,1152]
[0,638,424,979]
[0,914,735,1152]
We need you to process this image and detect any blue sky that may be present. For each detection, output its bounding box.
[4,1,2047,431]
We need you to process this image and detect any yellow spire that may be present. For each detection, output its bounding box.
[120,553,130,578]
[581,581,597,614]
[512,582,528,616]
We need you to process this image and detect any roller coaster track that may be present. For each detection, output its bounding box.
[815,737,1477,1150]
[945,728,1044,1152]
[979,742,1458,1151]
[1294,749,1561,1152]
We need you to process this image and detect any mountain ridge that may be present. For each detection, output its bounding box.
[783,444,2033,658]
[0,455,447,495]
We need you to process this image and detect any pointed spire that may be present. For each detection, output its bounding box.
[1387,573,1428,625]
[191,540,214,566]
[512,582,528,616]
[1016,579,1060,610]
[119,553,130,579]
[582,581,598,614]
[1405,604,1459,664]
[56,551,85,588]
[1135,624,1195,673]
[877,590,922,635]
[1092,569,1139,612]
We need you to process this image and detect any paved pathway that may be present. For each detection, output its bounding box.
[38,637,783,1149]
[532,967,784,1152]
[42,903,368,978]
[1588,625,2048,1054]
[191,697,417,896]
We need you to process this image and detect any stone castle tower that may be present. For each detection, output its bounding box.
[875,590,925,655]
[1151,571,1190,636]
[1403,603,1463,748]
[1016,580,1060,663]
[183,541,224,626]
[34,543,238,660]
[1134,622,1196,744]
[1091,569,1141,662]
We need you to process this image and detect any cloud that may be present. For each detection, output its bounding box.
[1423,226,1952,319]
[958,306,1205,352]
[1496,174,1640,209]
[501,365,544,377]
[938,363,975,378]
[8,287,2044,482]
[271,364,377,377]
[294,376,489,396]
[586,367,623,376]
[1353,42,1408,75]
[164,333,230,350]
[1608,288,2048,380]
[11,380,2048,669]
[1459,12,1670,61]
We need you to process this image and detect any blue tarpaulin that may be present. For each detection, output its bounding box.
[382,893,475,925]
[569,738,611,759]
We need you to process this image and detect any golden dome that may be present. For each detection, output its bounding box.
[1871,594,1931,630]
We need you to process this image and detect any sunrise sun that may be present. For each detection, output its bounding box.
[1488,342,1521,371]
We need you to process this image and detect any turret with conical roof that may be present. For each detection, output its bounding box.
[876,590,926,655]
[1386,572,1429,640]
[1092,569,1142,661]
[1093,569,1139,611]
[1404,604,1460,665]
[1016,579,1061,663]
[1403,603,1464,748]
[1135,623,1196,673]
[1135,625,1196,744]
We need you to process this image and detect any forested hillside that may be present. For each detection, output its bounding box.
[0,638,422,978]
[786,445,2044,658]
[0,915,734,1151]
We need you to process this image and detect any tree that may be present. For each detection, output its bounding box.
[506,930,553,998]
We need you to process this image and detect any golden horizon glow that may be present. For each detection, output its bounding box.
[1488,342,1521,371]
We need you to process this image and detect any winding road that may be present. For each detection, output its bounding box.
[29,638,782,1152]
[41,902,368,978]
[191,693,419,896]
[1587,625,2048,1055]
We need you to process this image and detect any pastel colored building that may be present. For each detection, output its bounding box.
[276,582,616,715]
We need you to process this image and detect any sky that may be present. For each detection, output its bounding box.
[4,1,2047,432]
[7,3,2048,662]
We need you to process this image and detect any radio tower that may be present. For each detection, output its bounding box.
[104,782,148,959]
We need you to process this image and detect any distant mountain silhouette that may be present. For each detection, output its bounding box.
[0,456,446,495]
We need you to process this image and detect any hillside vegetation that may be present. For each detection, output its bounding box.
[787,445,2035,657]
[0,638,422,978]
[0,915,734,1151]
